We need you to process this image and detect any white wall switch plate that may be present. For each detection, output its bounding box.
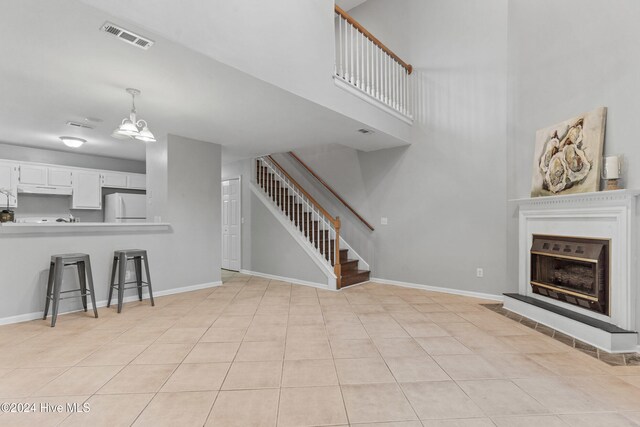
[476,268,484,278]
[381,217,388,225]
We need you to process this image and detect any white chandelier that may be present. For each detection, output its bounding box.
[112,88,156,142]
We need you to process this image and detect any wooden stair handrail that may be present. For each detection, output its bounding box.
[266,156,338,227]
[288,152,375,231]
[335,4,413,75]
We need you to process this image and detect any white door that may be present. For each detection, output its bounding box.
[222,178,241,271]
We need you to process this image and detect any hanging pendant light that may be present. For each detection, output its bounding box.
[112,88,156,142]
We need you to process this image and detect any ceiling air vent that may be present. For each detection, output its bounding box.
[100,22,154,50]
[66,121,94,130]
[357,128,375,135]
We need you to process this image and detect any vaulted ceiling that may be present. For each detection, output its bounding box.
[0,0,399,163]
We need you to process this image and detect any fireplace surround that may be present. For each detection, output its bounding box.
[506,190,639,353]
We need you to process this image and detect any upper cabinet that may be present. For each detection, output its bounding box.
[128,173,146,190]
[102,172,128,188]
[19,164,48,186]
[0,158,146,210]
[0,161,18,208]
[102,171,145,190]
[18,164,73,187]
[72,170,102,210]
[47,168,73,187]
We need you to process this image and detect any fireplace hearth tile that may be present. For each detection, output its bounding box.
[574,339,598,352]
[552,331,574,347]
[576,347,599,360]
[598,352,626,366]
[503,294,631,334]
[482,302,640,366]
[535,324,555,337]
[626,354,640,366]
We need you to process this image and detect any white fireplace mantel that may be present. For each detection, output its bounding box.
[510,189,640,207]
[507,190,640,352]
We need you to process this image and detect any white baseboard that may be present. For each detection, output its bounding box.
[0,281,222,326]
[370,277,504,302]
[239,269,329,290]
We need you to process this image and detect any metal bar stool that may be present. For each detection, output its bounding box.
[43,253,98,327]
[108,249,155,313]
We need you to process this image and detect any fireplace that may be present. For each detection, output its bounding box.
[530,235,609,315]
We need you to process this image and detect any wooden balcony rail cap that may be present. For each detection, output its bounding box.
[334,4,413,75]
[288,151,375,231]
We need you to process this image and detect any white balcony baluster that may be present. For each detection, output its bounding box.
[334,8,412,120]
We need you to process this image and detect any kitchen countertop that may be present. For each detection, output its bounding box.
[0,222,172,235]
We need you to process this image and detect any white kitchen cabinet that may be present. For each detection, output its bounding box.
[0,162,18,208]
[48,167,73,187]
[128,173,146,190]
[19,164,48,185]
[102,172,128,188]
[72,170,102,210]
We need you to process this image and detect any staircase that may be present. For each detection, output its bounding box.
[256,156,370,289]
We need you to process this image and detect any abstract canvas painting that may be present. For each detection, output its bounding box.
[531,107,607,197]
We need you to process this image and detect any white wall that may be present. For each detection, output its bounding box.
[309,0,510,296]
[0,134,221,322]
[152,134,222,288]
[222,159,328,286]
[270,149,375,266]
[506,0,640,329]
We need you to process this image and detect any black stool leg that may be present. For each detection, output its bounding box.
[107,256,117,308]
[143,252,155,307]
[51,258,64,327]
[134,256,143,301]
[43,262,55,320]
[77,261,87,312]
[84,256,98,319]
[117,252,126,313]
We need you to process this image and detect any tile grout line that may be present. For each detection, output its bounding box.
[275,278,295,427]
[363,287,458,423]
[121,286,219,426]
[201,275,270,426]
[322,288,352,426]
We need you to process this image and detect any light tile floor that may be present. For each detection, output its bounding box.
[0,271,639,426]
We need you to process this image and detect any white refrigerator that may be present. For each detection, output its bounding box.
[104,193,147,223]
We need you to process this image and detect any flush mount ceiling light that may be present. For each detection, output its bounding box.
[59,136,86,148]
[112,88,156,142]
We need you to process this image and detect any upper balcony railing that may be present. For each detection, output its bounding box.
[334,5,413,120]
